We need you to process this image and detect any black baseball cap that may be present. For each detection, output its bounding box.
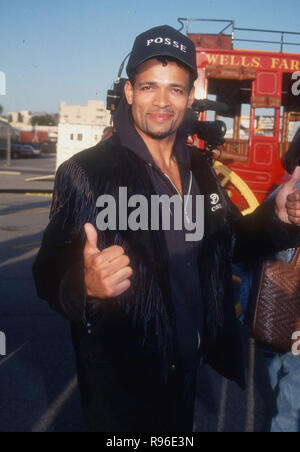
[126,25,198,81]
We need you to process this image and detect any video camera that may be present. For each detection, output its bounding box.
[107,78,127,114]
[182,103,227,150]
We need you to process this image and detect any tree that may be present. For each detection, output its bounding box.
[0,105,3,116]
[31,114,58,126]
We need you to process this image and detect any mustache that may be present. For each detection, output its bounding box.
[147,109,175,115]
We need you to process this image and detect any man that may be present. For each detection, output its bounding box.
[33,25,300,432]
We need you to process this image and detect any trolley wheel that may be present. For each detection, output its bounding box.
[214,161,260,216]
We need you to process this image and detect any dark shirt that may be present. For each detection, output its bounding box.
[113,99,203,370]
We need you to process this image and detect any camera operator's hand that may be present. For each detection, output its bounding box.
[83,223,133,299]
[211,148,221,160]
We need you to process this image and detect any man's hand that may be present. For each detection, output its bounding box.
[83,223,133,299]
[275,166,300,225]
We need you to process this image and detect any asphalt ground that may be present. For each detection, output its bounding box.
[0,156,87,432]
[0,154,55,193]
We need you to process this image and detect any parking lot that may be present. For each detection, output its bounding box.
[0,156,86,432]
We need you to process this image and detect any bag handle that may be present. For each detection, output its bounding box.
[291,248,300,268]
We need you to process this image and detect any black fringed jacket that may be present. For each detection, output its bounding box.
[33,135,300,390]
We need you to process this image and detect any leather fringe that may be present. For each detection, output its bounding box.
[50,158,96,232]
[51,156,173,377]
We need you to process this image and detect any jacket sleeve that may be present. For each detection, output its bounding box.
[232,198,300,263]
[32,158,96,324]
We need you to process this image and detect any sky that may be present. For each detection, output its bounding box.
[0,0,300,114]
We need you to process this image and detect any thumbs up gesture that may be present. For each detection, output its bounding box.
[83,223,133,299]
[275,167,300,225]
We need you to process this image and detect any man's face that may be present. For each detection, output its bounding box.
[124,59,195,141]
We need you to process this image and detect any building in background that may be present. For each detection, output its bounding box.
[7,110,59,154]
[0,118,19,151]
[56,100,111,168]
[8,110,33,127]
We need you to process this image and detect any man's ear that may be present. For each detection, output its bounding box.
[188,86,195,109]
[124,80,134,106]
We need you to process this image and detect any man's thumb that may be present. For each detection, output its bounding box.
[84,223,100,254]
[285,166,300,191]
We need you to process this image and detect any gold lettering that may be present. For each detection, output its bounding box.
[279,59,289,70]
[241,56,250,67]
[207,54,219,65]
[251,57,261,68]
[230,55,238,66]
[205,53,300,72]
[291,60,300,71]
[271,58,280,69]
[223,55,230,65]
[220,55,230,65]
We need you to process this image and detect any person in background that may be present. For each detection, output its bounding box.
[239,127,300,432]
